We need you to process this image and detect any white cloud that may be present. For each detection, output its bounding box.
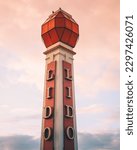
[0,132,120,150]
[0,0,119,138]
[77,104,105,115]
[0,135,40,150]
[78,132,120,150]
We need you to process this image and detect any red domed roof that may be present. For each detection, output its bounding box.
[41,8,79,48]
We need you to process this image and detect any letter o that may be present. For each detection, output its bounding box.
[66,126,74,140]
[44,127,52,141]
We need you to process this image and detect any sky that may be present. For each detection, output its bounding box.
[0,0,119,149]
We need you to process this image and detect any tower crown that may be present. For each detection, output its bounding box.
[41,8,79,48]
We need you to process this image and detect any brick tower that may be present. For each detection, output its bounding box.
[40,8,79,150]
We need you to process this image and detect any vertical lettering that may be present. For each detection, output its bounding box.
[64,68,72,80]
[43,106,52,118]
[66,126,74,140]
[47,87,52,99]
[47,70,54,80]
[65,105,73,118]
[66,87,71,98]
[44,127,52,141]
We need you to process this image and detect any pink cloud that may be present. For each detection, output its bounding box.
[0,0,119,136]
[77,104,106,115]
[0,0,119,94]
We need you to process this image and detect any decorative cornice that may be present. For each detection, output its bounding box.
[43,42,76,55]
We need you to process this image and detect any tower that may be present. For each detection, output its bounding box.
[41,8,79,150]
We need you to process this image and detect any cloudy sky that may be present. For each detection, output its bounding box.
[0,0,119,149]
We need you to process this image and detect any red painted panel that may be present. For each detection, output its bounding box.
[68,32,78,48]
[44,138,53,150]
[42,23,48,34]
[72,23,79,34]
[56,12,64,17]
[48,19,55,31]
[43,61,56,150]
[63,61,74,150]
[61,29,72,44]
[49,29,59,44]
[55,18,65,27]
[41,10,79,48]
[56,28,64,39]
[42,32,52,48]
[65,19,72,30]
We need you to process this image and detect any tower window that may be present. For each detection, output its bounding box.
[47,70,54,81]
[47,87,53,99]
[66,87,71,98]
[64,68,72,80]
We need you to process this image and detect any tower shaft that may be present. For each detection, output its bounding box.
[41,43,78,150]
[41,8,79,150]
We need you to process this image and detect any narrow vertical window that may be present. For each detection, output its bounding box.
[64,68,72,80]
[66,87,71,98]
[47,70,54,81]
[47,87,52,99]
